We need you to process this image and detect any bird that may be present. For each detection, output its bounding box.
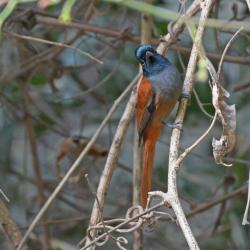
[135,44,182,208]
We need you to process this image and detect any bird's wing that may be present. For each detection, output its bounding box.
[136,78,156,145]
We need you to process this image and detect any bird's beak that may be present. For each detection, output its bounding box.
[145,51,154,65]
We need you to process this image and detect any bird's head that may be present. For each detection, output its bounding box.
[135,44,169,77]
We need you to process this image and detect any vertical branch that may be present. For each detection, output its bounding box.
[0,200,28,250]
[21,83,50,250]
[133,1,154,249]
[242,168,250,225]
[132,125,143,250]
[84,0,96,22]
[245,0,250,12]
[167,0,214,249]
[0,188,9,202]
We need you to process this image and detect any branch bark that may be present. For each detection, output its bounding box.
[167,0,214,248]
[21,82,51,250]
[34,13,250,65]
[149,1,215,249]
[0,200,28,250]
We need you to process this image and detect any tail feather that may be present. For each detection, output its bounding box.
[141,138,157,208]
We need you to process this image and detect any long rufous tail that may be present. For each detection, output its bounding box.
[141,138,157,208]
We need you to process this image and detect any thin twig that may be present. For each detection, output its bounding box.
[21,82,51,250]
[242,168,250,225]
[186,186,247,218]
[0,200,28,250]
[217,27,243,77]
[34,14,250,65]
[5,31,103,64]
[233,81,250,92]
[81,203,164,250]
[160,185,247,220]
[63,48,124,101]
[193,88,213,119]
[0,187,9,203]
[176,112,217,165]
[84,174,127,248]
[0,31,85,85]
[177,51,213,120]
[157,0,202,54]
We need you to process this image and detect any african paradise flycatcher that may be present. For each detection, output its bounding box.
[135,45,182,208]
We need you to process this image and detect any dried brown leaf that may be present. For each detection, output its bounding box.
[203,30,239,166]
[211,83,236,166]
[204,61,236,166]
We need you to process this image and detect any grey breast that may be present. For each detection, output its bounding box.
[149,65,182,101]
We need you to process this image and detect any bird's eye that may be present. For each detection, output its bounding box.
[141,60,145,66]
[145,51,154,65]
[148,56,154,63]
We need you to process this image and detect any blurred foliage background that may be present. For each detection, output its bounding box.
[0,0,250,249]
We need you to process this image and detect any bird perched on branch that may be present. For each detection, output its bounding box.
[135,44,183,208]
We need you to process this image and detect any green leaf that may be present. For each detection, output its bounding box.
[59,0,77,23]
[103,0,250,31]
[103,0,178,22]
[195,59,208,82]
[0,0,18,34]
[34,113,55,135]
[30,74,48,86]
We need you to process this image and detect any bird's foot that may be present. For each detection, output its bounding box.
[162,121,183,131]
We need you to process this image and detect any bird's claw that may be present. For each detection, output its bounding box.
[167,122,183,131]
[162,121,183,131]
